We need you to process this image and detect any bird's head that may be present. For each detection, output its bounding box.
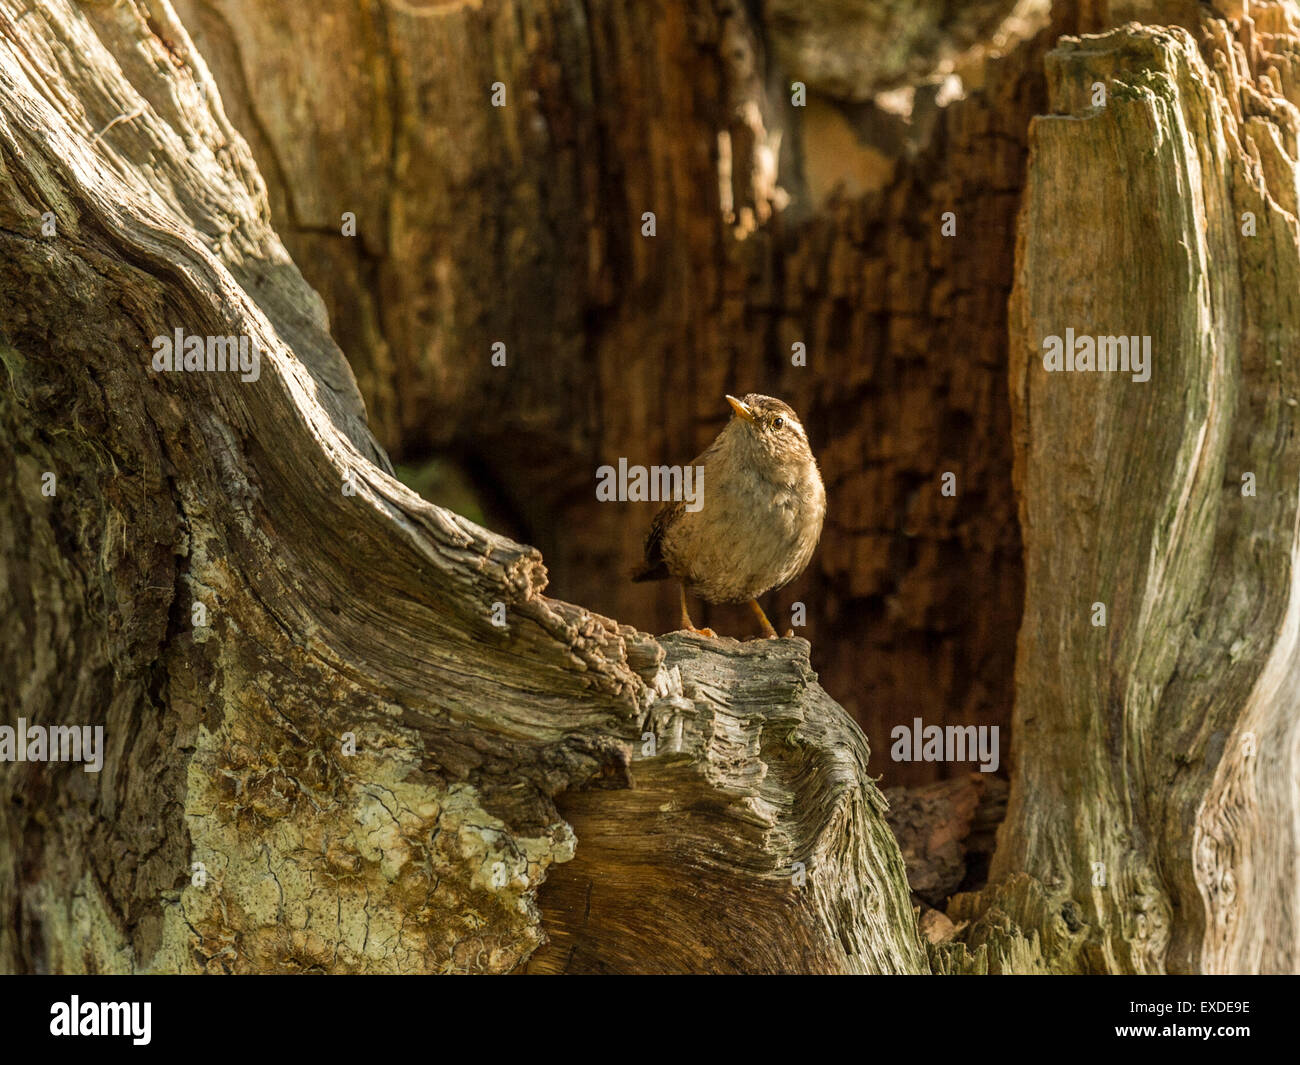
[724,393,813,468]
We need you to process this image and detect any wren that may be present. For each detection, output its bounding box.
[633,393,826,639]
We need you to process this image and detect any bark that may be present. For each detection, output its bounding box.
[0,0,924,974]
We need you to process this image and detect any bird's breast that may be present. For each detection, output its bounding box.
[662,460,825,603]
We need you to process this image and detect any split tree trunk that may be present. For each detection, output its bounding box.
[0,0,923,975]
[3,0,1300,974]
[172,0,1036,787]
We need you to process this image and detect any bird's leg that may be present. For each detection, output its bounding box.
[679,585,716,638]
[748,598,780,639]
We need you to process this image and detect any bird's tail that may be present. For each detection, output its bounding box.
[630,560,669,582]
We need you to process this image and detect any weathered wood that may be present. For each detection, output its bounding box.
[527,634,925,974]
[956,12,1300,975]
[0,0,925,974]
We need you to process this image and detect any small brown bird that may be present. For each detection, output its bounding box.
[633,393,826,639]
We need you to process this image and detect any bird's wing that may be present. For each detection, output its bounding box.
[633,435,717,581]
[631,498,685,581]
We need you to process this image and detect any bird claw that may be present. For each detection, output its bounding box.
[687,626,717,638]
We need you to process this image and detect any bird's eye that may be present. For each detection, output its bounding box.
[772,417,784,430]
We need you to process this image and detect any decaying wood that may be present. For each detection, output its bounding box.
[173,0,1049,789]
[0,0,925,974]
[884,774,1008,907]
[763,0,1046,100]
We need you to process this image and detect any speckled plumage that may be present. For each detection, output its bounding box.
[634,394,826,612]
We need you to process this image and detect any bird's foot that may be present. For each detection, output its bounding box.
[678,588,716,638]
[782,628,794,639]
[747,598,779,640]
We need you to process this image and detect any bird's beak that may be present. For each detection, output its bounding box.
[725,395,754,422]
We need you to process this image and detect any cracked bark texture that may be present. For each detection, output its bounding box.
[0,0,925,974]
